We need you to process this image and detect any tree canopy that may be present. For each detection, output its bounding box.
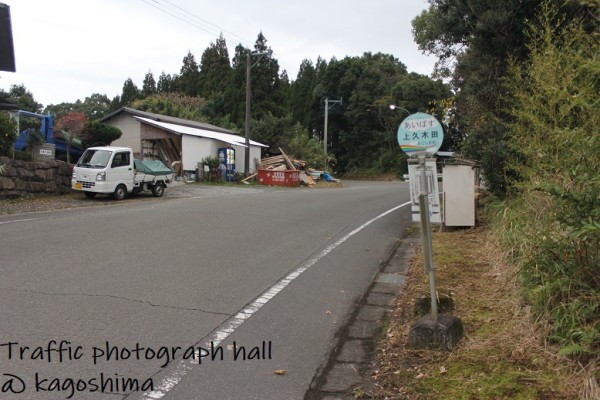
[412,0,599,363]
[412,0,597,195]
[2,31,453,176]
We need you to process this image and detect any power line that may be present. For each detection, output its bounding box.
[158,0,250,45]
[141,0,222,37]
[140,0,252,48]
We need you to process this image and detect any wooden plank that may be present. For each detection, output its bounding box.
[167,138,180,162]
[170,137,182,156]
[278,147,296,170]
[154,141,169,162]
[241,173,257,183]
[266,164,287,171]
[261,156,285,165]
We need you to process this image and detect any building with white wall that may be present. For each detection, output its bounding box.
[100,107,266,175]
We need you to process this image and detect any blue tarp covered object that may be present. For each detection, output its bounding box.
[322,173,334,182]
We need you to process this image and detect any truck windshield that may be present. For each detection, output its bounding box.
[77,149,112,168]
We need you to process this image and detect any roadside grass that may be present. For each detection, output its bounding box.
[341,169,400,181]
[312,181,343,189]
[366,223,588,399]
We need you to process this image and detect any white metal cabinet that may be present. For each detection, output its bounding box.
[442,162,480,227]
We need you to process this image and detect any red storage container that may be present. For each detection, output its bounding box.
[257,169,300,187]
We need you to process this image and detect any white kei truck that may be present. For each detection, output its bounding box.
[71,146,173,200]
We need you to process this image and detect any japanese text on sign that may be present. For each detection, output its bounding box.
[397,112,444,156]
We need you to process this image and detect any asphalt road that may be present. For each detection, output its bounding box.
[0,181,412,400]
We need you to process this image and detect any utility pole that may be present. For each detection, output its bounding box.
[323,97,342,156]
[245,51,252,176]
[244,49,271,176]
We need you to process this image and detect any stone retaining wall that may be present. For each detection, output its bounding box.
[0,157,73,198]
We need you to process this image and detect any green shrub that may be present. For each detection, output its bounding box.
[0,111,17,156]
[201,155,220,181]
[495,4,599,361]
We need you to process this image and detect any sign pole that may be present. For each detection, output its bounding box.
[417,153,438,320]
[397,112,444,322]
[398,112,463,350]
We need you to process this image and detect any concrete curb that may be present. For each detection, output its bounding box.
[305,233,420,399]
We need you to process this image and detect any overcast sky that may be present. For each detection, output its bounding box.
[0,0,436,108]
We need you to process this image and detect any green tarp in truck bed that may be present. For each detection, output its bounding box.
[134,159,173,176]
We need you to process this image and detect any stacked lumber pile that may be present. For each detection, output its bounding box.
[258,148,297,171]
[242,147,316,186]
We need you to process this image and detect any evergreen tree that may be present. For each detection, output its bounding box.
[157,71,177,93]
[44,102,76,119]
[222,33,289,136]
[290,59,317,128]
[46,93,111,120]
[132,93,206,121]
[142,70,157,98]
[306,57,330,139]
[84,121,122,147]
[304,52,444,176]
[249,32,287,121]
[108,95,121,113]
[1,85,43,134]
[81,93,111,120]
[33,28,460,176]
[223,44,249,126]
[178,51,200,97]
[120,78,140,107]
[198,33,232,98]
[198,34,232,122]
[4,84,42,113]
[411,0,596,195]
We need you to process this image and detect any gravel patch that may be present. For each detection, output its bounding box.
[0,182,277,216]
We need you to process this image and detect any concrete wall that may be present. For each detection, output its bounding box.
[0,157,73,198]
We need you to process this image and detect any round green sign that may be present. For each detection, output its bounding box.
[397,112,444,155]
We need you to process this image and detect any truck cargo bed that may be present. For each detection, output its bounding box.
[134,159,173,175]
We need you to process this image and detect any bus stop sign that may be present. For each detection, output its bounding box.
[397,112,444,156]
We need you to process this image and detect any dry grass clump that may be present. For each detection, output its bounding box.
[365,226,591,400]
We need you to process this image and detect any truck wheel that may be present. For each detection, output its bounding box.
[151,182,164,197]
[84,191,97,199]
[113,184,127,200]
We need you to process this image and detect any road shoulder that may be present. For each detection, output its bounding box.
[304,231,419,399]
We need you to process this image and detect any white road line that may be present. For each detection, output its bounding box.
[0,217,40,225]
[142,201,411,399]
